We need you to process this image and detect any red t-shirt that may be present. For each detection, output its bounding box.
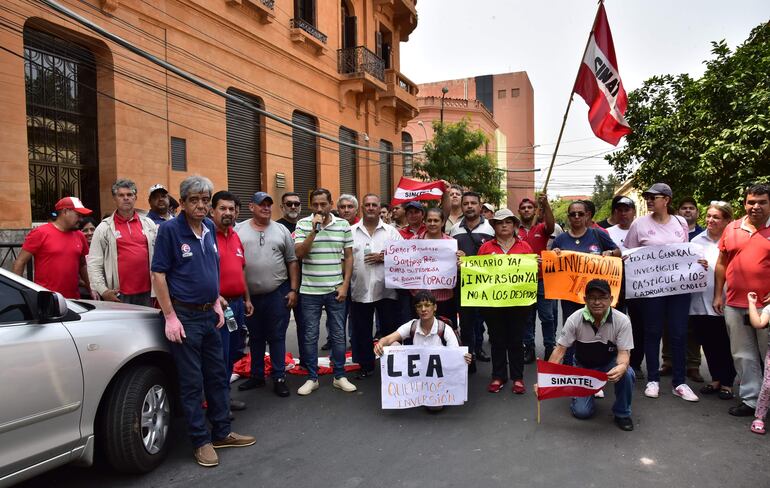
[399,224,427,240]
[478,238,534,256]
[718,217,770,308]
[518,222,550,254]
[22,223,88,299]
[216,228,246,298]
[113,212,151,295]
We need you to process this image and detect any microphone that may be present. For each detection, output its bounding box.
[314,213,322,233]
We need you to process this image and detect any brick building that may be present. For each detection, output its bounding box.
[0,0,419,240]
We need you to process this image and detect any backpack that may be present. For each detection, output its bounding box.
[404,316,462,347]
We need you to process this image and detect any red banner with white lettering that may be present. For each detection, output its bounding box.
[536,360,608,400]
[391,177,446,206]
[573,3,632,145]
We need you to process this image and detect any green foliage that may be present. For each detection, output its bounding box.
[606,22,770,207]
[591,174,620,221]
[550,198,572,227]
[415,118,505,205]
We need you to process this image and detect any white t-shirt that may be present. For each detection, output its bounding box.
[689,231,721,316]
[395,318,460,347]
[607,224,631,252]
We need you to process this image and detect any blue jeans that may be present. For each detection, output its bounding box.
[524,281,556,349]
[219,297,245,379]
[560,300,583,366]
[350,299,400,372]
[246,281,291,379]
[169,306,230,448]
[301,291,347,380]
[571,360,635,419]
[294,293,307,367]
[639,294,691,386]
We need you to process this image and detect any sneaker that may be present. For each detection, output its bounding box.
[594,389,605,399]
[672,384,699,402]
[644,381,659,398]
[212,432,256,449]
[194,443,218,467]
[238,376,265,391]
[333,376,357,392]
[273,378,290,397]
[229,399,247,411]
[297,379,319,396]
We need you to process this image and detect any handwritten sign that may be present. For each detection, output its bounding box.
[381,345,468,409]
[624,243,707,299]
[541,250,623,306]
[384,239,458,290]
[460,254,538,307]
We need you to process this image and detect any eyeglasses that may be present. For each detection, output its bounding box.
[585,295,611,302]
[568,211,585,218]
[283,201,301,208]
[259,231,265,247]
[643,195,666,202]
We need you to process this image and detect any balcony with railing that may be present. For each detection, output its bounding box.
[290,18,327,54]
[338,46,385,82]
[225,0,275,23]
[373,0,418,38]
[383,68,418,117]
[418,96,494,120]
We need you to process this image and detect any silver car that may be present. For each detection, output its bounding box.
[0,268,176,486]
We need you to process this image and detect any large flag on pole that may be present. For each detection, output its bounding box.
[573,3,631,145]
[535,360,608,400]
[391,177,446,206]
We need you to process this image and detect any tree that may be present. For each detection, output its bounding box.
[606,22,770,207]
[415,118,505,205]
[591,174,620,221]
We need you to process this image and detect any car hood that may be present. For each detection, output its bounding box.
[67,299,163,324]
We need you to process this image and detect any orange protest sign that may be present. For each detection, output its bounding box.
[541,250,623,306]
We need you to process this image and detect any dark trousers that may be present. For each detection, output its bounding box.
[694,314,736,387]
[560,300,583,366]
[483,306,531,381]
[122,291,152,307]
[661,319,702,368]
[639,294,691,386]
[170,306,230,448]
[458,306,484,354]
[246,281,291,379]
[351,298,400,371]
[294,293,307,367]
[625,298,645,371]
[219,297,245,379]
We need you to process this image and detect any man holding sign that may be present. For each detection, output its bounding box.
[547,279,635,431]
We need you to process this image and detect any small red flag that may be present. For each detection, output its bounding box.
[573,4,632,145]
[536,360,608,400]
[390,177,446,206]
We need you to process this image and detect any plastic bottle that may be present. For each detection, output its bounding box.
[224,306,238,332]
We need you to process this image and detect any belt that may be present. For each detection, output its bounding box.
[222,295,243,302]
[172,298,215,311]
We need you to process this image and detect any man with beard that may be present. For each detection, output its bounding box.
[211,191,252,413]
[147,184,175,225]
[87,179,157,307]
[518,196,555,364]
[277,192,301,233]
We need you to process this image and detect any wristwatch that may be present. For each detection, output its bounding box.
[290,288,299,293]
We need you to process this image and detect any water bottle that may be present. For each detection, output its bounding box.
[364,243,371,264]
[224,306,238,332]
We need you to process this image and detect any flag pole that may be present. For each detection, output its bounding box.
[534,383,541,424]
[541,1,603,194]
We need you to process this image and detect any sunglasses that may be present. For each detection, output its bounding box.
[283,201,301,208]
[643,195,666,201]
[568,211,585,218]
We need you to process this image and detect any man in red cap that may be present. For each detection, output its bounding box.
[13,197,93,299]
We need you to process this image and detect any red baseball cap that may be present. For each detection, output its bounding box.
[54,197,93,215]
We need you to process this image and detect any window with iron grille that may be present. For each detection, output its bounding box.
[379,140,393,201]
[171,137,187,171]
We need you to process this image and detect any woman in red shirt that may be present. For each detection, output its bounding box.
[478,209,534,394]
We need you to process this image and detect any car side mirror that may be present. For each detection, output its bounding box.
[38,291,68,321]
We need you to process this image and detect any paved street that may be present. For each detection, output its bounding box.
[18,319,770,488]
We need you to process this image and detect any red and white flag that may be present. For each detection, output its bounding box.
[573,4,631,145]
[535,360,608,401]
[391,177,446,206]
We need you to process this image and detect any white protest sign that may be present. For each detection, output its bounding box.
[380,345,468,409]
[384,239,458,289]
[624,243,707,299]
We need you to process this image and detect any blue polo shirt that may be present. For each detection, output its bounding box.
[151,212,220,304]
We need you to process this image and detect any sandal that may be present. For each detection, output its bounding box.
[512,380,526,395]
[487,379,506,393]
[699,384,719,395]
[750,419,765,435]
[718,388,735,400]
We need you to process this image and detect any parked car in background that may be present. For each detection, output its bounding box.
[0,268,175,487]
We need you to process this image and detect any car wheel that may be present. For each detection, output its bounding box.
[100,365,172,473]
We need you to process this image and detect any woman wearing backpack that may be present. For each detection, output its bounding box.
[551,200,621,367]
[374,290,471,363]
[477,209,536,395]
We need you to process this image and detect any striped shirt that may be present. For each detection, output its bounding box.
[294,215,353,295]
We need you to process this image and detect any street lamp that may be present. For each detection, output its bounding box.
[416,120,428,142]
[439,86,449,127]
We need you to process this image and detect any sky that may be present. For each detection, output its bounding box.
[401,0,770,197]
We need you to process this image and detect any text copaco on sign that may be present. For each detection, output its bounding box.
[460,254,538,307]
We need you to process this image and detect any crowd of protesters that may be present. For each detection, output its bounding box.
[12,176,770,463]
